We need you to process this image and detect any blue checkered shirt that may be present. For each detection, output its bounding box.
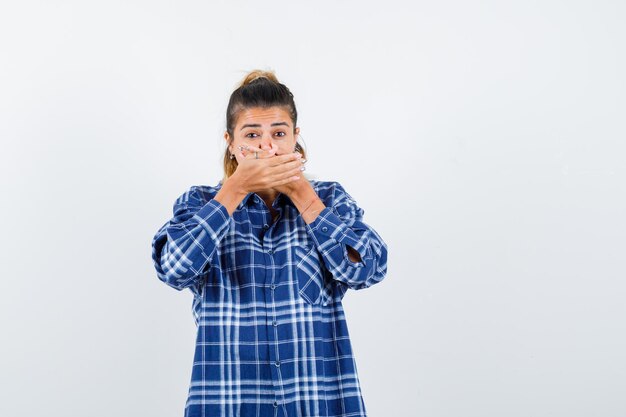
[151,180,388,417]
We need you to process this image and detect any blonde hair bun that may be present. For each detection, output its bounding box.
[239,69,279,87]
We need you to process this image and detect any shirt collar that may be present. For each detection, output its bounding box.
[239,192,295,209]
[240,192,256,206]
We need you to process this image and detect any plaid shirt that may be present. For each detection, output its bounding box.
[151,180,388,417]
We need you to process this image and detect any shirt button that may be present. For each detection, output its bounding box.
[255,197,260,204]
[272,320,278,327]
[263,224,269,230]
[274,361,280,367]
[267,249,273,255]
[273,401,278,408]
[322,226,328,232]
[270,284,276,290]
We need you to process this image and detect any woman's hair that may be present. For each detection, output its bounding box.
[223,69,306,179]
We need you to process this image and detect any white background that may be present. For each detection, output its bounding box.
[1,1,625,416]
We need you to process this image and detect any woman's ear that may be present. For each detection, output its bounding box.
[294,126,300,136]
[224,131,232,153]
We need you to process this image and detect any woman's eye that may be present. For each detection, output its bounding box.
[244,132,285,138]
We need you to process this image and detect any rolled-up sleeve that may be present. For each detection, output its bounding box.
[305,182,388,290]
[151,187,231,291]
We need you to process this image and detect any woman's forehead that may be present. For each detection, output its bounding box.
[236,106,291,128]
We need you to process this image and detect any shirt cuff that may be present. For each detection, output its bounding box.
[305,207,365,267]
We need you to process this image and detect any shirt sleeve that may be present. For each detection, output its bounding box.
[305,182,388,290]
[150,186,231,291]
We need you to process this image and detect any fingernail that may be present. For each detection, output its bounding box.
[300,166,306,171]
[301,159,307,163]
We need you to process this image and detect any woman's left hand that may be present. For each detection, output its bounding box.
[271,159,308,197]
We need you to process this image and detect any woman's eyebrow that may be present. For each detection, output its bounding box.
[240,121,290,130]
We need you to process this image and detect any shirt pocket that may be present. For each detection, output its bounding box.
[294,244,342,306]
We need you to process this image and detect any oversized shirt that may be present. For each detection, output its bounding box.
[151,180,388,417]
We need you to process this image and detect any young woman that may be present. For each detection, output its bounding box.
[151,69,388,417]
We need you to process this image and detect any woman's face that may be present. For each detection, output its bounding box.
[226,106,299,161]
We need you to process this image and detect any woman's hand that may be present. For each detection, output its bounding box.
[239,144,324,223]
[215,145,303,215]
[271,154,309,198]
[233,145,304,194]
[240,143,309,198]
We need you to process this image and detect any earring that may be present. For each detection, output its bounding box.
[229,153,235,160]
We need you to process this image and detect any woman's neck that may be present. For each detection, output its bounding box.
[256,189,278,209]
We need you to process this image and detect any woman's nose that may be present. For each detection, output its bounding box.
[260,134,272,149]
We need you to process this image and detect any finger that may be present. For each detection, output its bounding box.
[257,159,303,183]
[268,151,302,167]
[262,161,303,182]
[239,145,276,160]
[239,147,262,160]
[252,146,278,159]
[271,174,301,187]
[269,165,305,184]
[237,145,253,159]
[274,159,306,174]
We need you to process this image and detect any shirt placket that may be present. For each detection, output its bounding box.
[256,197,285,412]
